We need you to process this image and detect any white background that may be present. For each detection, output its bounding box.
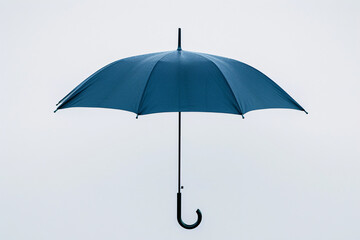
[1,0,359,239]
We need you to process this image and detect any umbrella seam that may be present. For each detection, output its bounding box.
[136,51,173,114]
[195,53,243,115]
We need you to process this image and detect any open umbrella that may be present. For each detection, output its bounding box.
[55,28,307,229]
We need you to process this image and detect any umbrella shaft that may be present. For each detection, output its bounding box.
[178,112,181,193]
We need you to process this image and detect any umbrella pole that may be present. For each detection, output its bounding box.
[178,111,181,193]
[177,111,202,229]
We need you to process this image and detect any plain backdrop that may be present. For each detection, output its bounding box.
[1,0,359,239]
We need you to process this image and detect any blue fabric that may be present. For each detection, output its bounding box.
[55,50,306,116]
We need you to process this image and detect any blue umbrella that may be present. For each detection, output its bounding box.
[55,28,307,229]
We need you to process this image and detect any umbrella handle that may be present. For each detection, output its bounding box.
[177,192,202,229]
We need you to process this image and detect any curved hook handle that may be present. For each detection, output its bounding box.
[177,193,202,229]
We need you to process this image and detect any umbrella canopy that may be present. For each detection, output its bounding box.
[55,37,306,117]
[55,29,307,230]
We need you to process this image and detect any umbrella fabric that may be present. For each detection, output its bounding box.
[55,50,306,116]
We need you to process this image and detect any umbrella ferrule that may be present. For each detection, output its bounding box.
[177,28,182,51]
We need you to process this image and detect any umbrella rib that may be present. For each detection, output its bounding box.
[136,52,173,115]
[195,53,244,116]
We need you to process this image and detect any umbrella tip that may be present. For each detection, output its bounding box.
[241,114,245,119]
[136,114,139,119]
[304,110,308,114]
[177,28,182,51]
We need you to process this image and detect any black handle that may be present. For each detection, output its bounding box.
[177,193,202,229]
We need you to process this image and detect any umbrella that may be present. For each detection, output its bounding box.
[55,28,307,229]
